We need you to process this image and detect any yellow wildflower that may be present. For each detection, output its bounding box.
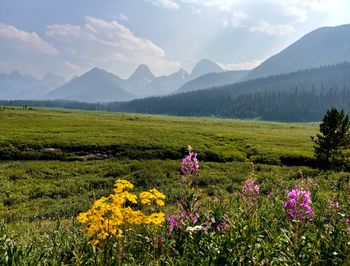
[77,179,166,247]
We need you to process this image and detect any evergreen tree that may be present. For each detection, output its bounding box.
[312,108,350,168]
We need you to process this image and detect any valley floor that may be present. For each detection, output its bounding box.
[0,107,349,265]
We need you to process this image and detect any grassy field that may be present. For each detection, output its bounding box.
[0,107,318,161]
[0,107,349,265]
[0,107,318,223]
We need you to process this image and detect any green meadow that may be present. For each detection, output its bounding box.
[0,107,349,265]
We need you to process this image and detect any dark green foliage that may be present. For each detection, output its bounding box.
[312,108,350,168]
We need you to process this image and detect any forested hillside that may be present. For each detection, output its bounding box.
[115,63,350,121]
[2,63,350,121]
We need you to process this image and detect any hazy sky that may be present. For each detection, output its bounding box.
[0,0,349,79]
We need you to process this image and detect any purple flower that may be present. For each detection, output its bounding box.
[189,212,200,225]
[284,187,314,222]
[242,179,260,197]
[214,220,229,233]
[181,146,199,177]
[166,214,181,232]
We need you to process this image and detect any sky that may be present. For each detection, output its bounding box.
[0,0,349,80]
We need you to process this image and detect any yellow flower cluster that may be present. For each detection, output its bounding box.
[77,179,166,246]
[140,188,166,206]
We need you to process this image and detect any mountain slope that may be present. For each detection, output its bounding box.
[46,68,134,102]
[191,58,223,79]
[140,69,190,96]
[248,24,350,79]
[0,71,41,99]
[115,63,350,121]
[16,73,66,99]
[176,70,249,93]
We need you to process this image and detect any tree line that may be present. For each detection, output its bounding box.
[1,63,350,122]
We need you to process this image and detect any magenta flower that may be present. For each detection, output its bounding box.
[189,212,200,225]
[214,220,229,233]
[284,187,314,222]
[242,179,260,197]
[181,146,199,177]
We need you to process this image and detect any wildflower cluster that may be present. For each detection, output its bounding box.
[140,188,166,206]
[242,179,260,197]
[181,145,199,178]
[77,179,165,246]
[284,187,314,222]
[167,147,228,239]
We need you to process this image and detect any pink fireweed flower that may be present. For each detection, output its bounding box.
[214,220,229,233]
[181,146,199,177]
[242,179,260,197]
[284,187,314,222]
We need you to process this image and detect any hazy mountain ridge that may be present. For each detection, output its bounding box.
[0,58,238,101]
[191,58,223,79]
[47,68,133,103]
[2,23,350,102]
[113,63,350,121]
[176,70,249,93]
[0,71,66,100]
[6,63,350,122]
[141,69,190,96]
[248,24,350,79]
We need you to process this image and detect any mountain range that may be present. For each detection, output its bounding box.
[1,23,350,103]
[0,72,66,100]
[112,62,350,121]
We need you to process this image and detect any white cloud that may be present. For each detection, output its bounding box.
[146,0,180,10]
[46,24,81,38]
[301,0,342,11]
[46,16,180,77]
[226,12,295,36]
[147,0,348,36]
[118,13,129,21]
[0,22,59,55]
[250,21,295,36]
[218,60,263,71]
[145,0,238,11]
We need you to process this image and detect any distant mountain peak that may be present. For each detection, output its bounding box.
[126,64,156,93]
[191,58,223,79]
[176,68,188,74]
[46,67,133,103]
[129,64,155,81]
[88,67,106,74]
[9,71,23,79]
[174,68,190,79]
